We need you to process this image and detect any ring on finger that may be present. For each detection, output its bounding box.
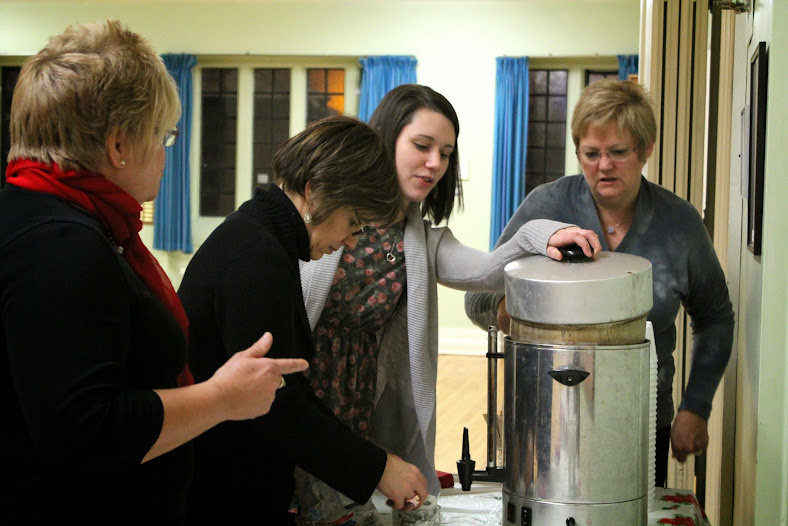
[278,376,286,389]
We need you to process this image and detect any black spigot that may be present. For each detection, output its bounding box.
[456,427,476,491]
[456,427,506,491]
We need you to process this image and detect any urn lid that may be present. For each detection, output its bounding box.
[504,251,653,325]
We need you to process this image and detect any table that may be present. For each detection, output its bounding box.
[372,480,710,525]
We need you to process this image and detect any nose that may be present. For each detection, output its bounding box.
[425,149,441,169]
[343,234,358,251]
[598,152,615,170]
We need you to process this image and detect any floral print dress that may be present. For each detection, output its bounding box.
[294,221,407,525]
[310,220,407,438]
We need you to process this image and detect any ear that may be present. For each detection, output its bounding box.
[643,141,655,160]
[303,181,313,204]
[105,129,126,169]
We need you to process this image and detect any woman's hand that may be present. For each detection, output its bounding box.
[545,226,601,261]
[670,410,709,462]
[146,333,309,463]
[209,333,309,421]
[378,453,428,511]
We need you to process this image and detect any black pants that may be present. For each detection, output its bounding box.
[655,425,671,487]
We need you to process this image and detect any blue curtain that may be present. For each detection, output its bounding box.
[617,54,639,80]
[358,56,417,122]
[155,54,196,253]
[490,57,529,250]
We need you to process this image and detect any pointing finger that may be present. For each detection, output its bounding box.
[275,358,310,375]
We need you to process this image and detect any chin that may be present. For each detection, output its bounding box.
[407,190,430,204]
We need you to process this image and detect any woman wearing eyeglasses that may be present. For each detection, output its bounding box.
[0,20,308,524]
[465,78,734,488]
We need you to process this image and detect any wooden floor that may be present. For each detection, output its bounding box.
[434,354,493,474]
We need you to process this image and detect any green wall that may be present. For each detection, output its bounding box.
[755,0,788,521]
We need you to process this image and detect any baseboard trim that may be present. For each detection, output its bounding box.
[438,327,489,356]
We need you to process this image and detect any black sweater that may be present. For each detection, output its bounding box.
[179,186,386,523]
[0,185,191,525]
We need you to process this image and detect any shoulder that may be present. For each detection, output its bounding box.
[0,196,128,304]
[526,175,586,203]
[0,188,117,260]
[203,211,288,263]
[642,178,705,225]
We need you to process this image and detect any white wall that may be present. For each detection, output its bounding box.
[752,0,788,521]
[0,0,640,336]
[727,0,788,522]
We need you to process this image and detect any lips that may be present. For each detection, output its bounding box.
[414,175,435,188]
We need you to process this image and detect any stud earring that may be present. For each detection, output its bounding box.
[303,212,312,224]
[119,160,126,167]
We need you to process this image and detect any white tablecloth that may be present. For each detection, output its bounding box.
[372,479,710,526]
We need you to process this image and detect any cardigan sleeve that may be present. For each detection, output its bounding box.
[464,185,575,330]
[433,218,571,291]
[675,206,735,419]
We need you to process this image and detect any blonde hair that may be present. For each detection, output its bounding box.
[8,19,180,172]
[571,79,657,161]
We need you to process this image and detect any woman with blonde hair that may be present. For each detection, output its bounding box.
[0,20,307,524]
[466,78,734,487]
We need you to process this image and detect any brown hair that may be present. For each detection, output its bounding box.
[368,84,462,224]
[8,19,180,172]
[273,115,402,227]
[571,79,657,161]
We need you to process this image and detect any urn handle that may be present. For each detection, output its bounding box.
[548,368,590,386]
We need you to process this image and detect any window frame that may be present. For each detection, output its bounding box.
[527,56,619,184]
[190,56,360,244]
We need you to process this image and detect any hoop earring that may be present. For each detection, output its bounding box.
[303,212,312,224]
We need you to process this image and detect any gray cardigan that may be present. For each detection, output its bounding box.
[465,175,735,430]
[301,202,567,494]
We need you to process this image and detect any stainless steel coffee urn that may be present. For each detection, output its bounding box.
[458,251,653,526]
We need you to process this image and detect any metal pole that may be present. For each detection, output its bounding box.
[487,325,498,468]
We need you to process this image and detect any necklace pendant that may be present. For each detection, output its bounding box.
[607,226,615,235]
[386,252,396,263]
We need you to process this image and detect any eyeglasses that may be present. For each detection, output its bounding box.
[163,128,179,148]
[576,147,636,164]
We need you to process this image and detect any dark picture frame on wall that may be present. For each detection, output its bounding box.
[747,41,768,256]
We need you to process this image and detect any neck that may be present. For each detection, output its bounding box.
[397,197,413,221]
[283,188,307,216]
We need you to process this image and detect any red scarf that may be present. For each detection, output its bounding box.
[6,159,194,386]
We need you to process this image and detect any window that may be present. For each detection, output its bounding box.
[253,68,291,193]
[526,69,567,195]
[1,66,21,188]
[585,70,618,86]
[194,58,359,223]
[523,57,619,195]
[306,68,344,124]
[200,68,238,217]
